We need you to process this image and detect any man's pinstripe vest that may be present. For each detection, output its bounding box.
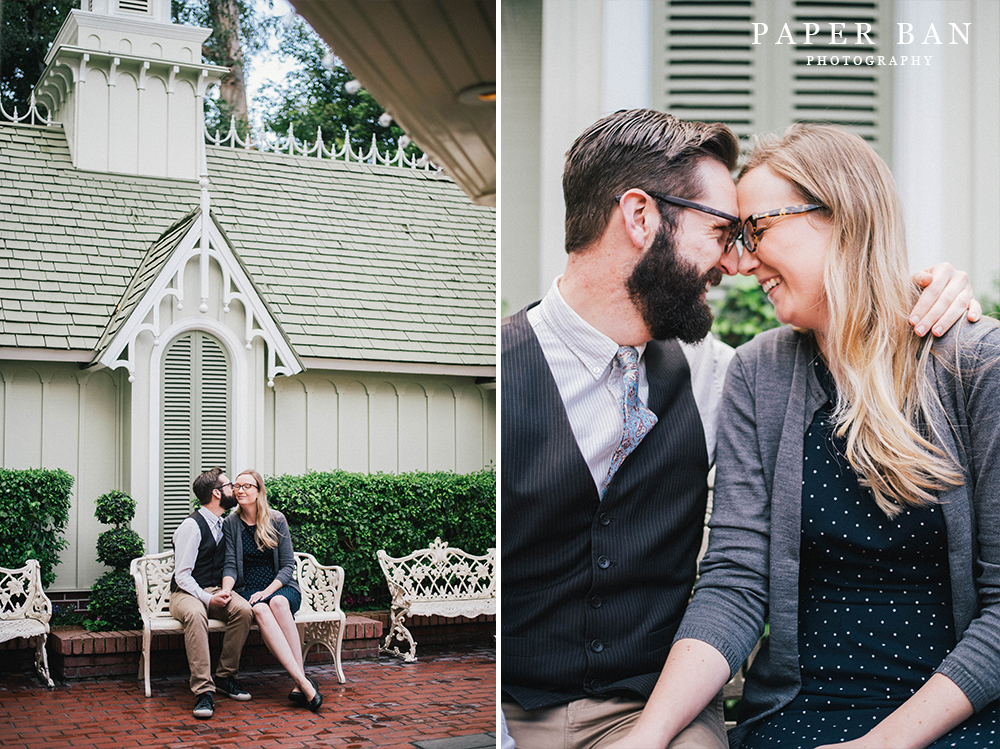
[501,306,710,710]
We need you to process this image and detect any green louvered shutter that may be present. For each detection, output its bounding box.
[653,0,892,160]
[161,332,230,549]
[653,0,757,140]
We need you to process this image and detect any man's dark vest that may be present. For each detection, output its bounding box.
[170,511,225,592]
[501,307,709,710]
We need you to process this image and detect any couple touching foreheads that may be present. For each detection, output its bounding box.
[501,110,999,749]
[169,466,322,719]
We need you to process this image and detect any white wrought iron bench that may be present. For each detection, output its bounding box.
[376,537,495,662]
[0,559,55,687]
[130,550,346,697]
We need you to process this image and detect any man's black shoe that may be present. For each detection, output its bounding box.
[216,676,251,701]
[193,692,214,719]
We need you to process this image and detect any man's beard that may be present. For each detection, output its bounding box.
[220,492,237,510]
[626,223,721,344]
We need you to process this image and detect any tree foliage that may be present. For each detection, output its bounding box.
[171,0,275,135]
[258,17,422,159]
[0,0,76,111]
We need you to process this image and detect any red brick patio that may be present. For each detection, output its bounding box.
[0,644,496,749]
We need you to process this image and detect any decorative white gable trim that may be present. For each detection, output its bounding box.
[96,199,303,387]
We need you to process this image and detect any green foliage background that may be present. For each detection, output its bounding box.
[267,469,496,608]
[711,277,780,348]
[0,468,72,587]
[984,279,1000,321]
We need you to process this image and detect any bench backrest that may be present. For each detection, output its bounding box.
[0,559,50,623]
[295,552,344,614]
[130,551,342,622]
[377,537,495,603]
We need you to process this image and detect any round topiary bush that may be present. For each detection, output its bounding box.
[96,525,145,569]
[95,490,136,526]
[88,489,144,630]
[88,569,142,630]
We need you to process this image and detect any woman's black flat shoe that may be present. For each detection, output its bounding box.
[289,676,317,705]
[308,690,323,712]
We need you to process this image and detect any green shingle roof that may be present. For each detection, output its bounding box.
[0,123,496,367]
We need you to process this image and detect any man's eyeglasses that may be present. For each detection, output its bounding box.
[741,204,826,253]
[615,190,741,254]
[217,482,233,492]
[233,483,258,491]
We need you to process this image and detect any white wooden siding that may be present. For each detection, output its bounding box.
[0,360,495,591]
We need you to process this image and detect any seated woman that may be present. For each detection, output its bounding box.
[222,469,322,711]
[613,123,1000,749]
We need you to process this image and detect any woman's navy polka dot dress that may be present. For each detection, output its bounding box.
[742,359,998,748]
[237,519,301,615]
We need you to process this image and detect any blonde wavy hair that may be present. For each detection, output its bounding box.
[236,469,279,550]
[740,123,962,517]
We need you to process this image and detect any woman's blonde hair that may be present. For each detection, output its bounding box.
[740,123,962,517]
[236,469,279,550]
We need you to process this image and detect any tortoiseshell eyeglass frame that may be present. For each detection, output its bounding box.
[740,204,826,253]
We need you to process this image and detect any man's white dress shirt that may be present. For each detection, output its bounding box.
[527,278,734,492]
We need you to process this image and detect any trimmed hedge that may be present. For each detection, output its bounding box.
[266,469,496,607]
[0,468,73,587]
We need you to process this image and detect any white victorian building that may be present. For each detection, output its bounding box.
[0,0,496,595]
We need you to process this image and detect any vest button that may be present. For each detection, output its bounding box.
[591,639,604,653]
[597,556,611,569]
[598,512,611,526]
[590,595,602,608]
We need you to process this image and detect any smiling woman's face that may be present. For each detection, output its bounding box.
[737,165,833,336]
[234,473,259,511]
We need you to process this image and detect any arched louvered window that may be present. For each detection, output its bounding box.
[652,0,892,159]
[161,331,230,549]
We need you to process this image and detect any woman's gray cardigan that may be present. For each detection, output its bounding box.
[674,319,1000,748]
[222,510,301,596]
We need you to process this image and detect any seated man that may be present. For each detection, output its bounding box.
[169,466,254,719]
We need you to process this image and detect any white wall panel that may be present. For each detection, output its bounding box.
[306,379,339,471]
[398,382,429,472]
[370,382,399,473]
[4,368,43,468]
[273,377,308,476]
[338,381,370,472]
[77,370,120,589]
[455,385,485,472]
[428,384,457,471]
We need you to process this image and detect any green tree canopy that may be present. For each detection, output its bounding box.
[257,17,421,159]
[0,0,76,111]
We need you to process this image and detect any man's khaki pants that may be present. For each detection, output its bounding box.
[169,587,253,695]
[503,693,728,749]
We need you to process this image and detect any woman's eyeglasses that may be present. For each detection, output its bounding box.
[741,204,826,253]
[233,483,258,491]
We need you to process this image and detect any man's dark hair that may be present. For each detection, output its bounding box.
[192,466,224,505]
[562,109,740,254]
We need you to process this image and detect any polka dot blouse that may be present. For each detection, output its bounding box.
[742,358,998,748]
